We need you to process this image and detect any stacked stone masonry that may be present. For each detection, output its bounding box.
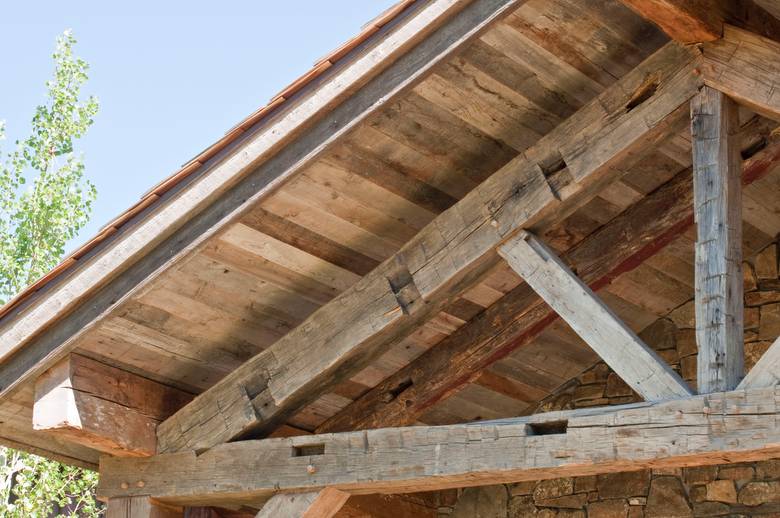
[445,240,780,517]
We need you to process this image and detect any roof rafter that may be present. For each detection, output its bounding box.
[156,40,703,454]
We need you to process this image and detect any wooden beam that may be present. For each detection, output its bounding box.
[739,336,780,389]
[691,86,744,393]
[318,128,780,433]
[256,489,349,518]
[498,232,691,401]
[618,0,780,43]
[32,354,191,457]
[107,496,182,518]
[0,0,526,401]
[157,41,702,453]
[702,25,780,121]
[100,387,780,506]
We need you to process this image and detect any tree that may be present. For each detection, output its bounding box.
[0,30,101,516]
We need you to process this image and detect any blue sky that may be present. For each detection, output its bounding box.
[0,1,396,253]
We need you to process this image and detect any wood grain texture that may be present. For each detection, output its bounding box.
[100,387,780,506]
[256,489,349,518]
[107,496,182,518]
[691,86,744,393]
[317,120,780,433]
[32,354,191,457]
[498,232,691,401]
[702,25,780,121]
[739,336,780,388]
[157,41,702,454]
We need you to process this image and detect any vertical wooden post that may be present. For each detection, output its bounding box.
[691,85,743,393]
[256,489,349,518]
[106,496,182,518]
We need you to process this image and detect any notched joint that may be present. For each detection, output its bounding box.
[526,420,568,436]
[537,153,572,201]
[626,78,659,113]
[386,261,422,316]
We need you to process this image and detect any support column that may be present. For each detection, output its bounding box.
[106,496,182,518]
[256,489,349,518]
[691,86,744,393]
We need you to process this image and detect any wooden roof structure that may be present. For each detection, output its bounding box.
[3,0,780,516]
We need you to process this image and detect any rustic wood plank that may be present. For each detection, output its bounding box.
[498,232,691,401]
[107,496,182,518]
[702,25,780,121]
[157,42,702,453]
[0,0,528,401]
[618,0,780,43]
[100,387,780,506]
[32,354,191,457]
[739,336,780,388]
[691,86,744,393]
[318,129,780,433]
[256,489,349,518]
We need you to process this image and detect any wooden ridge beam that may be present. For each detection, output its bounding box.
[691,86,744,393]
[317,127,780,433]
[702,25,780,121]
[33,354,191,457]
[256,489,349,518]
[157,41,703,453]
[498,232,691,401]
[618,0,780,44]
[100,387,780,507]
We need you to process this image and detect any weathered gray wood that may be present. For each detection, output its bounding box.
[255,489,349,518]
[498,232,692,401]
[157,42,703,454]
[691,86,744,393]
[107,496,182,518]
[33,354,191,457]
[739,336,780,388]
[0,0,528,401]
[99,387,780,506]
[702,25,780,121]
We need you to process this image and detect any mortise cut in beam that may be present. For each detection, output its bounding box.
[99,387,780,506]
[691,86,744,393]
[498,232,692,402]
[256,489,349,518]
[33,354,192,457]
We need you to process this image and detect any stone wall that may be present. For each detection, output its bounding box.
[443,241,780,517]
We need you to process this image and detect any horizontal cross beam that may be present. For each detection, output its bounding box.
[99,387,780,507]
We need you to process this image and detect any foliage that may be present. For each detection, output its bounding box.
[0,30,101,516]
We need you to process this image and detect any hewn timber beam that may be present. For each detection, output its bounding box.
[101,387,780,506]
[739,336,780,388]
[498,232,692,401]
[0,0,524,401]
[256,489,349,518]
[33,354,191,457]
[618,0,780,44]
[318,127,780,433]
[157,41,703,453]
[701,25,780,121]
[691,86,744,393]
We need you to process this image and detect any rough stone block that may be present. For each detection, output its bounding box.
[574,476,597,493]
[534,478,574,501]
[705,480,737,503]
[597,470,650,499]
[756,459,780,479]
[759,303,780,340]
[738,481,780,505]
[646,477,692,517]
[717,465,754,482]
[684,466,718,484]
[755,244,778,280]
[588,499,628,518]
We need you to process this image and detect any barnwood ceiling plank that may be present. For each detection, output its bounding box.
[498,232,691,401]
[618,0,780,43]
[32,354,191,457]
[157,41,703,453]
[100,387,780,506]
[739,335,780,388]
[317,128,780,433]
[0,0,523,402]
[691,86,744,393]
[702,25,780,121]
[256,489,349,518]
